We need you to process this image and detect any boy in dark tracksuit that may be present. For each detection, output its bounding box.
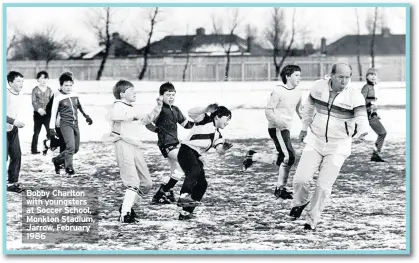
[148,82,194,204]
[31,71,53,154]
[176,104,233,220]
[361,68,387,162]
[49,73,93,175]
[6,71,25,193]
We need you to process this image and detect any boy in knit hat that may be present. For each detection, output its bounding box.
[361,68,387,162]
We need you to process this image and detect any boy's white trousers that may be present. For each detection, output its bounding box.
[114,140,152,195]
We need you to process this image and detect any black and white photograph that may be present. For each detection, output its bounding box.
[3,1,409,254]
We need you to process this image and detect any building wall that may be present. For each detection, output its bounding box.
[6,55,406,81]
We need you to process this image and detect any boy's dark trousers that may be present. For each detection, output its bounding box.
[56,127,66,153]
[31,111,51,153]
[7,127,21,183]
[178,145,208,206]
[53,125,80,169]
[369,115,387,152]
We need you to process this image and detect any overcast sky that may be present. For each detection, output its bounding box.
[6,5,407,52]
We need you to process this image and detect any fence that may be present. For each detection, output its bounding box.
[6,55,406,82]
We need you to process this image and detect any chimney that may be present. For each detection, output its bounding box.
[304,43,314,55]
[381,27,391,37]
[320,37,327,54]
[247,36,254,53]
[196,27,205,36]
[112,32,120,39]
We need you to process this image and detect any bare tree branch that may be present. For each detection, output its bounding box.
[354,8,363,81]
[139,7,160,80]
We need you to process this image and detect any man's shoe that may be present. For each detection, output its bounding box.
[179,211,195,221]
[151,184,172,205]
[371,152,385,162]
[7,183,24,193]
[289,202,309,220]
[303,223,315,231]
[118,205,137,218]
[177,194,201,208]
[119,212,137,223]
[31,151,41,155]
[242,150,256,171]
[274,187,293,200]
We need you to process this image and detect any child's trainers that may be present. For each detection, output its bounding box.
[177,194,201,208]
[242,150,256,171]
[151,184,172,205]
[119,212,137,223]
[166,189,176,203]
[118,205,137,218]
[65,167,75,176]
[178,210,195,221]
[52,158,62,174]
[7,183,24,193]
[274,187,293,200]
[42,139,49,155]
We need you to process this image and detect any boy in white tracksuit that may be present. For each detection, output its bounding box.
[291,63,369,230]
[106,80,163,223]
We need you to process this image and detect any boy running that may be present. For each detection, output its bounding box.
[49,73,93,175]
[106,80,163,223]
[242,65,302,200]
[148,82,194,205]
[177,104,233,220]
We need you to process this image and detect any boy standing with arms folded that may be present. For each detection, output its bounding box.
[148,82,194,205]
[242,65,302,200]
[107,80,163,223]
[6,71,25,193]
[49,73,93,175]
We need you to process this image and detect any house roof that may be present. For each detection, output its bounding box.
[326,34,405,56]
[82,34,139,59]
[139,34,269,56]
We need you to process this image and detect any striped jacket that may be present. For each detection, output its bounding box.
[181,112,224,155]
[49,92,88,128]
[301,79,369,144]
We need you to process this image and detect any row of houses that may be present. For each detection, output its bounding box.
[7,27,406,81]
[78,27,405,60]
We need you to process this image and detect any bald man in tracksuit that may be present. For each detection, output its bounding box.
[291,63,369,231]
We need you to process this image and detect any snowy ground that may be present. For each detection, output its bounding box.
[5,81,408,253]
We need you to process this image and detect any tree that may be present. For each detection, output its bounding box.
[366,7,380,68]
[12,25,73,68]
[266,8,296,80]
[212,8,241,81]
[182,25,194,82]
[354,8,363,81]
[138,7,160,80]
[86,7,115,80]
[7,28,20,59]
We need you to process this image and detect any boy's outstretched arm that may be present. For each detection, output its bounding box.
[137,96,163,125]
[188,103,218,122]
